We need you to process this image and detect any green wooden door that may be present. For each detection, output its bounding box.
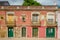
[22,27,26,37]
[8,27,13,37]
[32,28,38,37]
[46,28,55,37]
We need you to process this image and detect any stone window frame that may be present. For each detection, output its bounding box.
[31,12,40,22]
[6,11,15,21]
[47,12,55,24]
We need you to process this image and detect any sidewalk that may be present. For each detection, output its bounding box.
[0,38,59,40]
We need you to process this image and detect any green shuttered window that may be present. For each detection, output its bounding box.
[22,27,26,37]
[32,28,38,37]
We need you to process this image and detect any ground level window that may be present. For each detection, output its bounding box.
[46,27,55,37]
[22,27,26,37]
[32,28,38,37]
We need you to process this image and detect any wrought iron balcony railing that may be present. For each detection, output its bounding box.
[6,21,16,26]
[31,22,40,26]
[47,21,57,27]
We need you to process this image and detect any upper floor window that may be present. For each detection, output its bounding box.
[47,12,55,24]
[32,12,40,22]
[6,12,15,21]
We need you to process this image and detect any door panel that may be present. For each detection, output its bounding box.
[8,27,13,37]
[22,27,26,37]
[32,28,38,37]
[46,28,55,37]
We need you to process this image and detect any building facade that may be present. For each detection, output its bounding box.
[0,6,59,38]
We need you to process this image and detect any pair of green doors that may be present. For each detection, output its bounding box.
[46,28,55,37]
[8,27,13,37]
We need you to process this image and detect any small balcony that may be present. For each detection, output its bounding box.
[31,22,40,27]
[47,22,57,27]
[6,21,16,27]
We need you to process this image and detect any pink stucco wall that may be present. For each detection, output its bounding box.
[38,27,46,38]
[12,11,58,38]
[15,11,47,26]
[15,11,31,26]
[26,26,32,38]
[0,10,57,38]
[0,11,6,27]
[56,27,58,38]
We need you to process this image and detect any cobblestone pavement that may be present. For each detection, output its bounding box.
[0,38,59,40]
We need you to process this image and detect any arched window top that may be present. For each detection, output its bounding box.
[6,12,15,14]
[32,12,40,15]
[47,12,54,15]
[22,27,26,29]
[21,14,26,17]
[47,12,55,18]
